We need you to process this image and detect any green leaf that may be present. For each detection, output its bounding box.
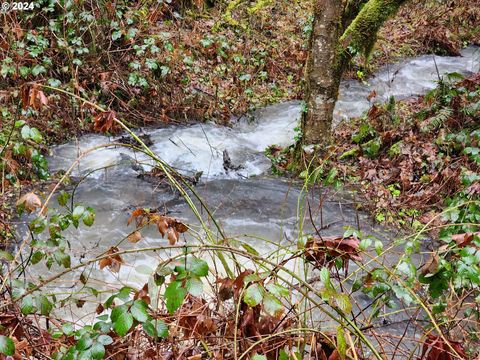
[72,206,85,221]
[57,191,70,207]
[334,293,352,314]
[359,237,372,251]
[186,276,203,296]
[251,355,267,360]
[113,312,133,336]
[244,283,264,307]
[29,127,43,143]
[131,300,149,323]
[97,335,113,345]
[186,256,208,277]
[0,250,13,261]
[375,240,384,255]
[31,251,44,265]
[62,323,74,335]
[110,305,128,322]
[265,283,289,297]
[21,295,35,315]
[82,208,95,226]
[142,321,156,338]
[0,336,15,356]
[319,267,330,286]
[36,295,53,316]
[76,335,93,351]
[241,243,259,255]
[336,326,347,359]
[155,319,169,338]
[263,293,283,317]
[165,281,187,314]
[90,342,105,359]
[54,250,71,268]
[135,265,153,275]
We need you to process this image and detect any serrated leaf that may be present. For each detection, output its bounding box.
[265,283,289,297]
[244,283,264,307]
[97,335,113,345]
[90,342,105,359]
[0,250,13,261]
[251,355,267,360]
[76,335,93,351]
[21,295,35,315]
[155,319,169,338]
[334,293,352,314]
[263,293,284,318]
[186,276,203,296]
[336,327,347,359]
[131,300,149,323]
[135,265,153,275]
[165,281,186,314]
[113,312,133,336]
[0,336,15,356]
[36,295,53,316]
[186,256,208,277]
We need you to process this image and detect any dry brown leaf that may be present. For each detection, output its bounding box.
[127,231,142,243]
[421,253,439,276]
[451,232,480,248]
[16,192,42,213]
[167,228,179,245]
[99,247,123,273]
[93,110,119,133]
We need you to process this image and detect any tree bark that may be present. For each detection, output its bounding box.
[301,0,343,147]
[301,0,408,147]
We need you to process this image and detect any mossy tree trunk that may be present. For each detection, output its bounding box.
[301,0,408,147]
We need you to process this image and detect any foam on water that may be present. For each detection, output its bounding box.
[49,47,479,180]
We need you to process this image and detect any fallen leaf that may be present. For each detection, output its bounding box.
[16,192,42,213]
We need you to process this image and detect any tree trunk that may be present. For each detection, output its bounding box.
[301,0,343,147]
[301,0,409,147]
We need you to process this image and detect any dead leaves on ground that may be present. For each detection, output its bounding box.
[127,208,188,245]
[16,192,42,213]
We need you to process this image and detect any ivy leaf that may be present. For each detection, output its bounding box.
[113,312,133,336]
[0,336,15,356]
[165,281,186,314]
[244,283,264,307]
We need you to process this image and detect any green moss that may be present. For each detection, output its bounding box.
[340,0,408,58]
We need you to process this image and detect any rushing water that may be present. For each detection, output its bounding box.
[21,47,479,354]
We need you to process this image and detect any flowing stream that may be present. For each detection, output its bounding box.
[22,47,479,354]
